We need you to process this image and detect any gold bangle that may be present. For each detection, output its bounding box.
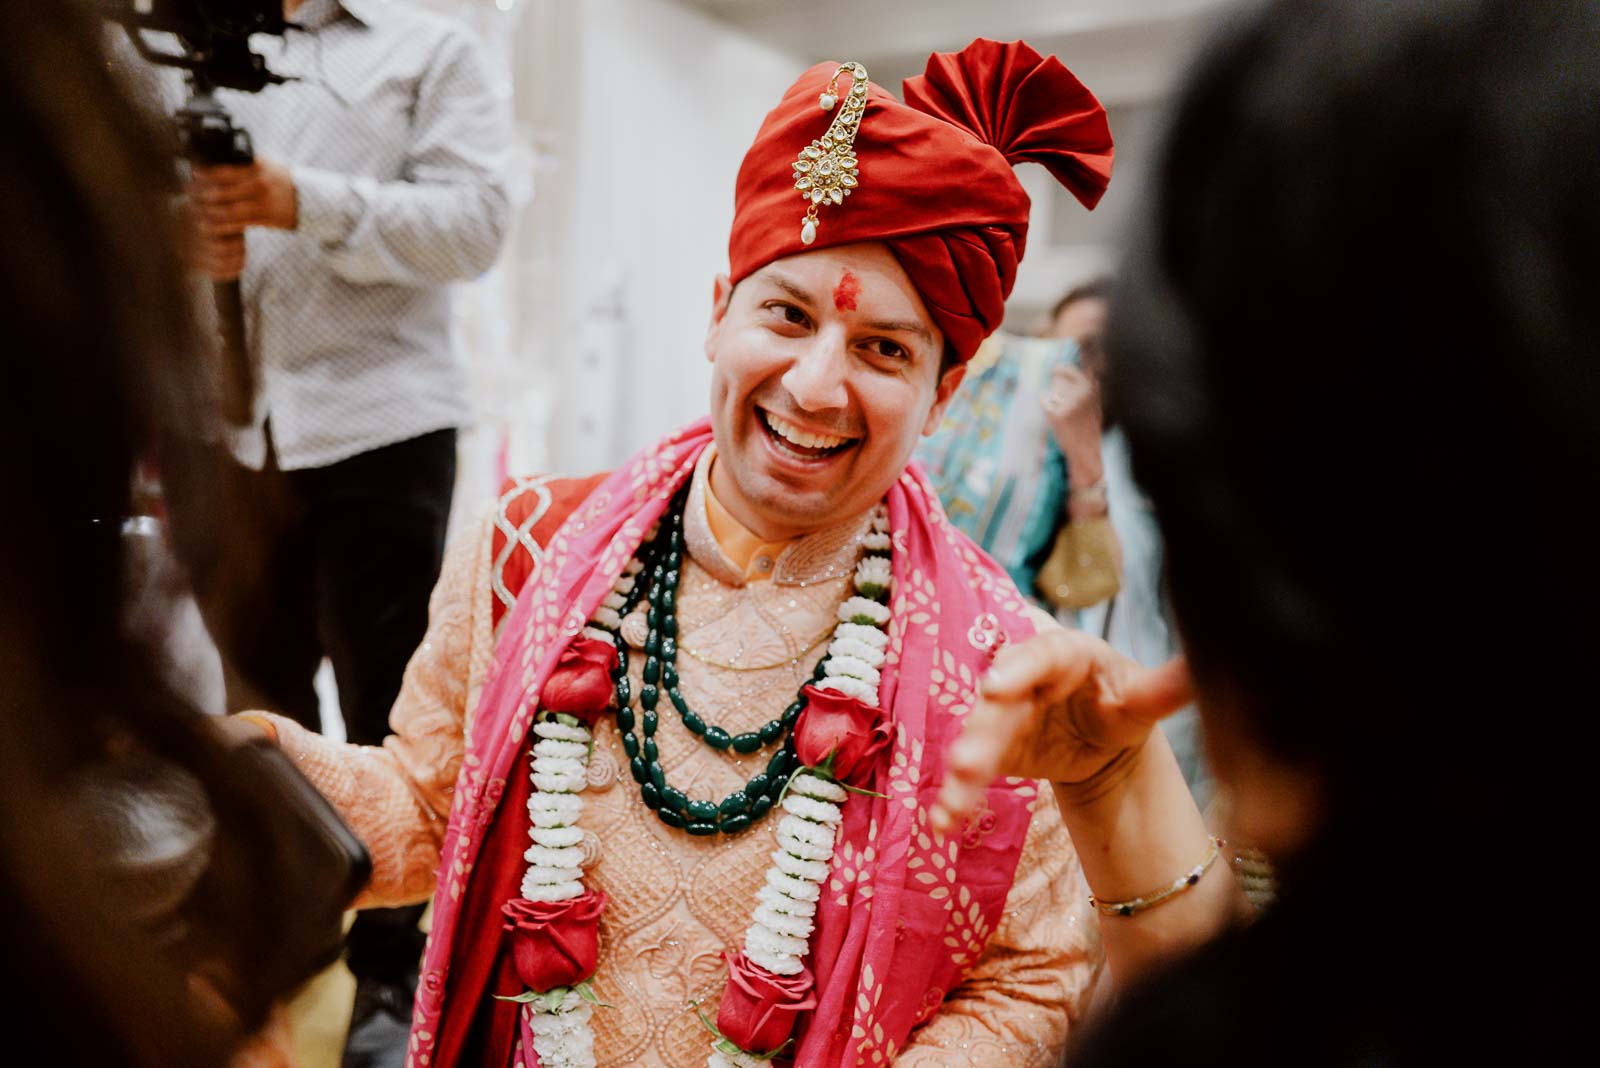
[1089,835,1224,918]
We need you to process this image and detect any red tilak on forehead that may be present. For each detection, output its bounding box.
[833,271,860,312]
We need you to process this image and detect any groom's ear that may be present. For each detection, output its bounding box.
[706,274,734,363]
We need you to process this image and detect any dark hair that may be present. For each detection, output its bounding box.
[0,3,276,1064]
[1049,275,1113,324]
[1085,0,1596,1062]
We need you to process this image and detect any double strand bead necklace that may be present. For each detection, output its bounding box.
[596,488,825,837]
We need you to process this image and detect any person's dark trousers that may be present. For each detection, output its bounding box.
[191,427,456,1067]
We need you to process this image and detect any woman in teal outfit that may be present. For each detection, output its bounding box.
[916,332,1070,592]
[915,331,1109,602]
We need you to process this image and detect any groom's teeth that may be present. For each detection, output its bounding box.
[765,412,848,450]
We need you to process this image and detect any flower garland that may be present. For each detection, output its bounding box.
[500,504,895,1068]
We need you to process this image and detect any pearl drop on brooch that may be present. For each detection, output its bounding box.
[819,91,837,112]
[800,217,818,245]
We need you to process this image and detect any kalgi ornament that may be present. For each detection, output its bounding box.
[795,61,867,245]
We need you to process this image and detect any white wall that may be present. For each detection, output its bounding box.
[419,0,800,503]
[537,0,803,475]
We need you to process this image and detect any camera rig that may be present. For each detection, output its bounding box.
[101,0,294,425]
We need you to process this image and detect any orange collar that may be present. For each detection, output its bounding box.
[703,461,798,582]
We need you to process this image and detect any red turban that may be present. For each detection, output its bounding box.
[728,39,1113,362]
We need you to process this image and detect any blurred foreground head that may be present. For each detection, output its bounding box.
[1105,0,1595,1054]
[0,3,248,1065]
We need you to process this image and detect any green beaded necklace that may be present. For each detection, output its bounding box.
[594,487,832,837]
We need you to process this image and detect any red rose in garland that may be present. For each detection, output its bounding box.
[794,683,891,786]
[501,889,608,991]
[717,951,817,1054]
[540,636,618,721]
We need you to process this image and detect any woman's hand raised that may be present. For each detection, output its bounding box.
[931,627,1193,831]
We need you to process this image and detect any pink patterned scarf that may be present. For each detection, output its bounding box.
[413,419,1041,1066]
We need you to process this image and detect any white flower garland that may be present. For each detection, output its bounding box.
[528,990,594,1068]
[514,506,894,1068]
[710,505,891,1063]
[517,706,601,1066]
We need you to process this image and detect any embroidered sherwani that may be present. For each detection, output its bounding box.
[268,452,1100,1065]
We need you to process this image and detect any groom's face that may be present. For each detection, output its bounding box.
[703,242,963,541]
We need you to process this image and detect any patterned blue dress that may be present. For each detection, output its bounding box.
[914,333,1074,600]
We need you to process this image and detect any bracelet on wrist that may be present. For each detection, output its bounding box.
[1089,835,1224,918]
[1067,485,1109,521]
[1068,478,1108,510]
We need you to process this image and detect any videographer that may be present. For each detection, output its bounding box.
[179,1,513,1064]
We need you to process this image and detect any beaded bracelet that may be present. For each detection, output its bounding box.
[1088,835,1225,918]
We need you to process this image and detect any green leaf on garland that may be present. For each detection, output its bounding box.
[747,1038,795,1061]
[692,999,723,1040]
[693,999,793,1060]
[776,760,821,807]
[493,986,578,1011]
[575,980,616,1008]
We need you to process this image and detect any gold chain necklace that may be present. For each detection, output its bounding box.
[676,625,834,672]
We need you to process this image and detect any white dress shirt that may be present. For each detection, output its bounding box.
[215,0,512,469]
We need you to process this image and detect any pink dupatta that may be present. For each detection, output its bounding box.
[412,419,1042,1066]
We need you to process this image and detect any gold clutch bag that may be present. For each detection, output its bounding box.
[1037,514,1122,610]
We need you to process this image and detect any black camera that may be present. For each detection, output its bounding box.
[101,0,294,424]
[100,0,289,94]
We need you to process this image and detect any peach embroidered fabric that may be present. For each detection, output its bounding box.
[265,470,1100,1066]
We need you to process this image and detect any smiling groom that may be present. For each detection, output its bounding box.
[249,39,1114,1067]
